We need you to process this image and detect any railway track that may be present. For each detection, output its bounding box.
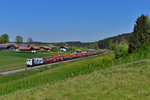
[0,55,98,75]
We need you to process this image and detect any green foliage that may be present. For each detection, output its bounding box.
[0,51,70,71]
[108,43,116,50]
[88,44,94,49]
[114,42,128,59]
[27,37,33,44]
[98,33,131,49]
[2,45,150,96]
[15,35,23,43]
[51,47,59,52]
[55,41,91,48]
[129,14,150,52]
[0,34,9,43]
[67,47,76,52]
[1,60,150,100]
[0,55,113,95]
[0,57,88,85]
[93,42,99,50]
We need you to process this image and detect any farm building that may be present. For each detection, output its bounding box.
[0,43,52,52]
[40,46,50,51]
[17,44,41,52]
[18,47,32,52]
[59,46,68,52]
[0,44,17,51]
[74,49,82,53]
[30,45,40,51]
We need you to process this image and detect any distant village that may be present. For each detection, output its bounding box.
[0,43,64,52]
[0,43,95,53]
[0,34,97,53]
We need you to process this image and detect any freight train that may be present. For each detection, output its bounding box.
[26,50,107,67]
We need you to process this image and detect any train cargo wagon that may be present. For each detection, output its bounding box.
[62,55,71,60]
[55,56,63,62]
[71,54,77,59]
[79,53,83,58]
[42,57,54,64]
[83,53,87,57]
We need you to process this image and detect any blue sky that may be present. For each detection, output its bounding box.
[0,0,149,42]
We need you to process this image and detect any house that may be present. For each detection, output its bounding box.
[40,46,50,51]
[17,44,41,52]
[30,45,40,52]
[18,47,32,52]
[0,43,52,52]
[0,44,17,51]
[59,46,68,52]
[74,49,82,53]
[39,48,45,51]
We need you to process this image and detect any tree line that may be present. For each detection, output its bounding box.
[97,33,131,50]
[0,34,33,44]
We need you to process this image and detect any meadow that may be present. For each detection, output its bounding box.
[0,47,150,99]
[0,54,113,95]
[1,56,150,100]
[0,51,70,71]
[0,55,98,85]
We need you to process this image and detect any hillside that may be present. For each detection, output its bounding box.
[1,58,150,100]
[98,33,131,49]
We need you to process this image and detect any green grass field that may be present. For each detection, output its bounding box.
[1,57,150,100]
[1,50,150,100]
[0,51,70,71]
[0,55,98,85]
[0,55,113,95]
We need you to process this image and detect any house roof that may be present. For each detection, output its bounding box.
[60,46,68,48]
[0,43,31,49]
[30,45,39,49]
[42,46,50,49]
[0,44,9,48]
[75,49,82,52]
[39,48,45,51]
[32,46,39,49]
[18,47,31,50]
[8,44,30,48]
[0,43,17,48]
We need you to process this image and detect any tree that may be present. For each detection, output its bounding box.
[129,14,150,52]
[0,36,1,43]
[88,44,94,49]
[114,42,128,59]
[51,47,58,52]
[15,35,23,43]
[28,37,33,43]
[0,34,9,43]
[93,42,99,50]
[67,47,76,52]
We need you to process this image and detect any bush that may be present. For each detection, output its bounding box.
[114,43,128,59]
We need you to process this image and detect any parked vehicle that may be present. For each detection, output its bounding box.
[26,50,107,67]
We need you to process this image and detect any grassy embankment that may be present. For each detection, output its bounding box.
[0,54,100,84]
[0,51,70,71]
[0,53,113,96]
[1,59,150,100]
